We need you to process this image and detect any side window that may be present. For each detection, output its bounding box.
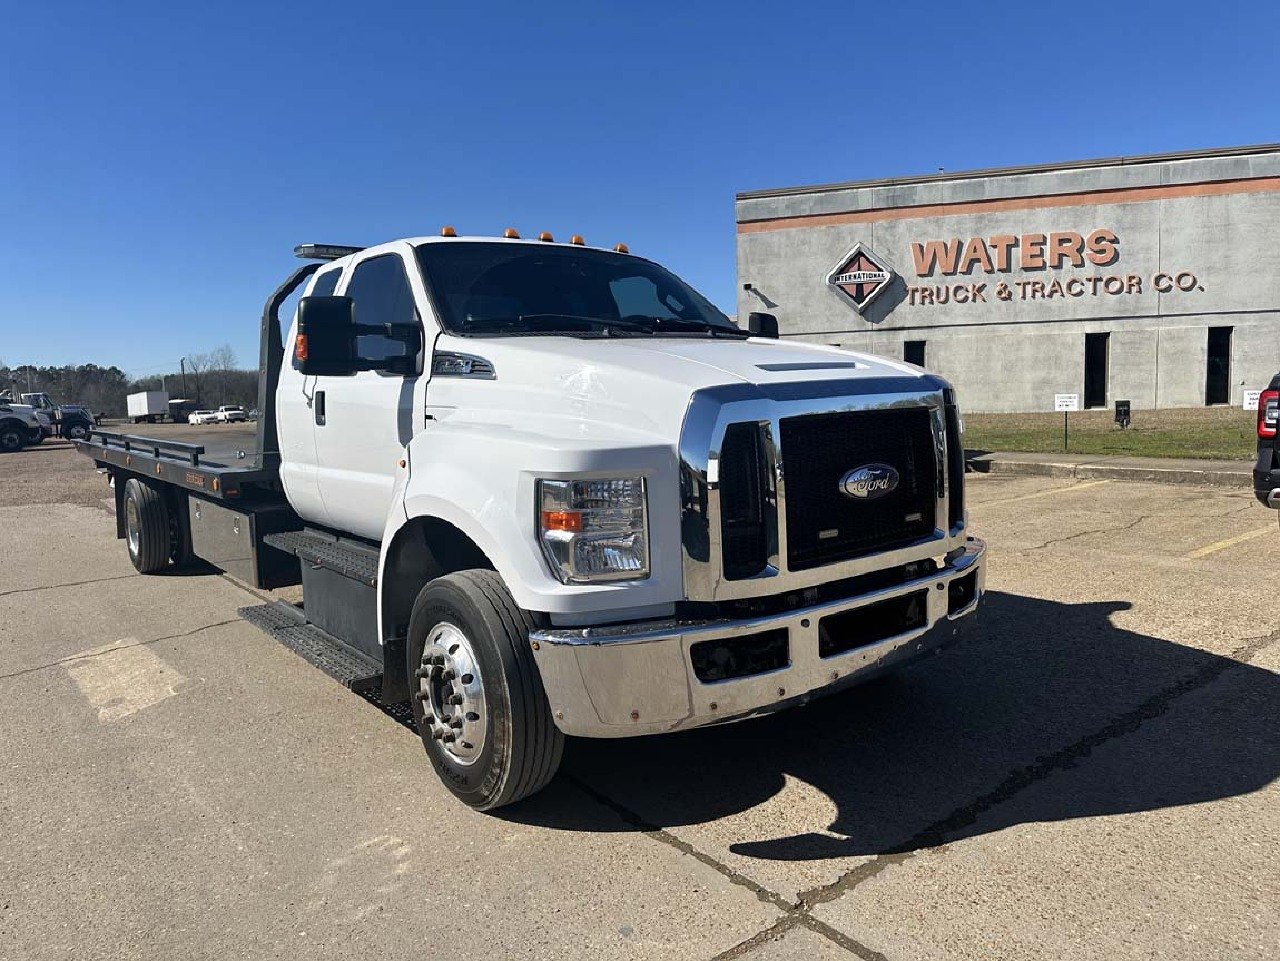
[311,268,342,297]
[291,268,344,369]
[346,255,420,366]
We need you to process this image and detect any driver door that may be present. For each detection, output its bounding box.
[311,247,430,540]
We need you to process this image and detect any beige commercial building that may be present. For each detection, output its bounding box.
[735,144,1280,412]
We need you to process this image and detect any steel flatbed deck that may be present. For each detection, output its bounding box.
[76,423,277,500]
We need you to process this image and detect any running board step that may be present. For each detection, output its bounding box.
[240,601,382,693]
[264,530,379,586]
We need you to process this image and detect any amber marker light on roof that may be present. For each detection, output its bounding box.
[570,235,585,245]
[440,225,457,237]
[539,231,554,242]
[503,227,520,239]
[613,243,629,253]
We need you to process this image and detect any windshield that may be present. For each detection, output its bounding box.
[414,242,739,337]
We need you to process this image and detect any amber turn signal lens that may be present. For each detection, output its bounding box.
[295,333,309,361]
[440,225,457,237]
[503,227,520,239]
[541,509,583,533]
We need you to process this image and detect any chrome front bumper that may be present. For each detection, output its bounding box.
[530,537,985,737]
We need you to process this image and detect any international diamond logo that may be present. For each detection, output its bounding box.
[827,243,894,313]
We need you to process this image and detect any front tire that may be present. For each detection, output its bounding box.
[0,425,24,453]
[406,570,563,811]
[123,478,172,573]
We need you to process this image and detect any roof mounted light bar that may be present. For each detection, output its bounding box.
[293,243,365,261]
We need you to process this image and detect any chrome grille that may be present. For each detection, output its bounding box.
[779,408,938,570]
[679,377,965,603]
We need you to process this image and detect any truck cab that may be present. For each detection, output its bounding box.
[82,231,985,811]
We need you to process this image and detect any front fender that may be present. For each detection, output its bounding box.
[381,422,685,620]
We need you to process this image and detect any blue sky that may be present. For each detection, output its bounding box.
[1,1,1275,378]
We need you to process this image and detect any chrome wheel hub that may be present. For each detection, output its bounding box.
[416,622,487,764]
[125,497,140,556]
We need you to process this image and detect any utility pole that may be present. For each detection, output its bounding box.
[180,358,188,398]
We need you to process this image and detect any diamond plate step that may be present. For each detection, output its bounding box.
[263,530,379,586]
[240,601,382,693]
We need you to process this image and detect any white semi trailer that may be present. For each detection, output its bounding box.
[126,390,170,424]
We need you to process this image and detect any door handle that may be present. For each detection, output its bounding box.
[314,390,326,426]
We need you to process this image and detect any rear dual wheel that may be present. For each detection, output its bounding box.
[123,478,194,573]
[406,570,564,811]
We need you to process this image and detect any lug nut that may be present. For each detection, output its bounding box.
[441,669,456,681]
[431,728,444,740]
[448,694,464,705]
[441,733,456,743]
[415,666,431,678]
[450,718,463,729]
[431,654,445,666]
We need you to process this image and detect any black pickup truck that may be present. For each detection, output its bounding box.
[1254,373,1280,508]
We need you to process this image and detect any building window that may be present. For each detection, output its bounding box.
[1205,327,1232,405]
[1084,332,1109,409]
[904,340,926,367]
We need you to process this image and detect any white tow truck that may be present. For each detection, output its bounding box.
[77,232,986,809]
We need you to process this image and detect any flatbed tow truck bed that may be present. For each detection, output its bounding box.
[78,424,272,500]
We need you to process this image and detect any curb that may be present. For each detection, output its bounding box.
[966,455,1250,489]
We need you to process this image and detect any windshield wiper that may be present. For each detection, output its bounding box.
[621,316,748,338]
[519,313,653,332]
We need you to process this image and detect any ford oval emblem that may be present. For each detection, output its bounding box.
[840,464,899,500]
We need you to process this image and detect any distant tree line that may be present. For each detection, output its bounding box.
[0,344,259,418]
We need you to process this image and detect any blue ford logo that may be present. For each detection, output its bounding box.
[840,464,899,500]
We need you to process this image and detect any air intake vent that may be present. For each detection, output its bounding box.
[945,403,964,530]
[719,423,770,580]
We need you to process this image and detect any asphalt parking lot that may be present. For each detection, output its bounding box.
[1,436,1276,960]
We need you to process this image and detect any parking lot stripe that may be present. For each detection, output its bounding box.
[978,479,1112,509]
[1182,525,1274,559]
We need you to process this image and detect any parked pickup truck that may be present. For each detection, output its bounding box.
[0,397,49,452]
[216,405,247,423]
[77,233,986,809]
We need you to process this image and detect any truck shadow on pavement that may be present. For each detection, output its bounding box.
[507,591,1279,860]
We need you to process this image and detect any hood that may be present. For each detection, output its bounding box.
[425,334,931,445]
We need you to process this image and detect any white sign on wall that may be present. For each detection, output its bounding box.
[1054,393,1080,412]
[1243,389,1262,411]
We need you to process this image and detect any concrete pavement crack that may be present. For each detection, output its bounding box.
[0,571,140,598]
[1019,513,1151,553]
[567,774,887,959]
[790,626,1280,913]
[0,617,243,681]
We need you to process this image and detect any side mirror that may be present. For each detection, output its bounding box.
[747,311,779,339]
[296,296,358,376]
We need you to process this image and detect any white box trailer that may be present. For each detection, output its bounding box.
[126,390,169,423]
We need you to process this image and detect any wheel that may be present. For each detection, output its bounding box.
[0,424,24,453]
[170,493,195,568]
[123,478,172,573]
[406,570,564,811]
[64,422,91,441]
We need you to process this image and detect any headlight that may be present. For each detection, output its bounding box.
[538,477,649,583]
